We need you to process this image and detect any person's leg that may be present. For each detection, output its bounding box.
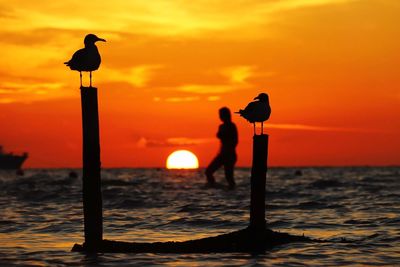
[224,154,237,189]
[224,163,235,189]
[205,155,223,185]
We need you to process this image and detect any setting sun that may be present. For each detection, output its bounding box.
[166,150,199,169]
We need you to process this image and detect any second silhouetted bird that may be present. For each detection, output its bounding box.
[64,34,106,87]
[236,93,271,135]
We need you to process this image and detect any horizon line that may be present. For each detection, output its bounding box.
[17,164,400,170]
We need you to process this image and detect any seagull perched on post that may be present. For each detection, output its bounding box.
[64,34,106,87]
[236,93,271,135]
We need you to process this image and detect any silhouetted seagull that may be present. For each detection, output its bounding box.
[236,93,271,135]
[64,34,106,87]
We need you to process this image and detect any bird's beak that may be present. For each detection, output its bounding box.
[254,96,260,100]
[97,38,106,42]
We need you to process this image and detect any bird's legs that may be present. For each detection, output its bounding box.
[253,123,256,136]
[90,72,92,88]
[79,72,82,87]
[261,121,263,135]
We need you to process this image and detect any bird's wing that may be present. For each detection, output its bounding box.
[244,101,258,112]
[85,46,101,70]
[243,101,257,113]
[252,102,271,122]
[239,101,257,122]
[65,49,86,69]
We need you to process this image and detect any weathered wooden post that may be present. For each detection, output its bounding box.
[249,134,269,231]
[80,86,103,251]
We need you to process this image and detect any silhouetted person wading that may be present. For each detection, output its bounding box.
[206,107,238,189]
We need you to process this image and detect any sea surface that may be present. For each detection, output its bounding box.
[0,167,399,266]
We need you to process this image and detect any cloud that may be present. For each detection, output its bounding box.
[102,65,163,87]
[0,97,15,104]
[0,28,78,46]
[136,137,212,148]
[221,65,278,84]
[164,96,200,102]
[0,79,71,104]
[152,95,220,102]
[267,123,346,131]
[266,123,388,133]
[0,81,63,92]
[222,65,255,83]
[207,96,220,101]
[177,84,236,94]
[267,0,353,12]
[0,5,14,19]
[167,137,212,145]
[0,0,358,104]
[127,0,355,38]
[0,1,354,40]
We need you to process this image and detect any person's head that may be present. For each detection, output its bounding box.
[219,107,231,122]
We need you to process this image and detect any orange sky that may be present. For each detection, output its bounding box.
[0,0,399,168]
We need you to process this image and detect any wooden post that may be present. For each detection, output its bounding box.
[249,134,269,231]
[80,86,103,250]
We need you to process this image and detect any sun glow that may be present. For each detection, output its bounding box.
[166,150,199,169]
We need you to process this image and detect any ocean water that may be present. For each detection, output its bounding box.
[0,167,399,266]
